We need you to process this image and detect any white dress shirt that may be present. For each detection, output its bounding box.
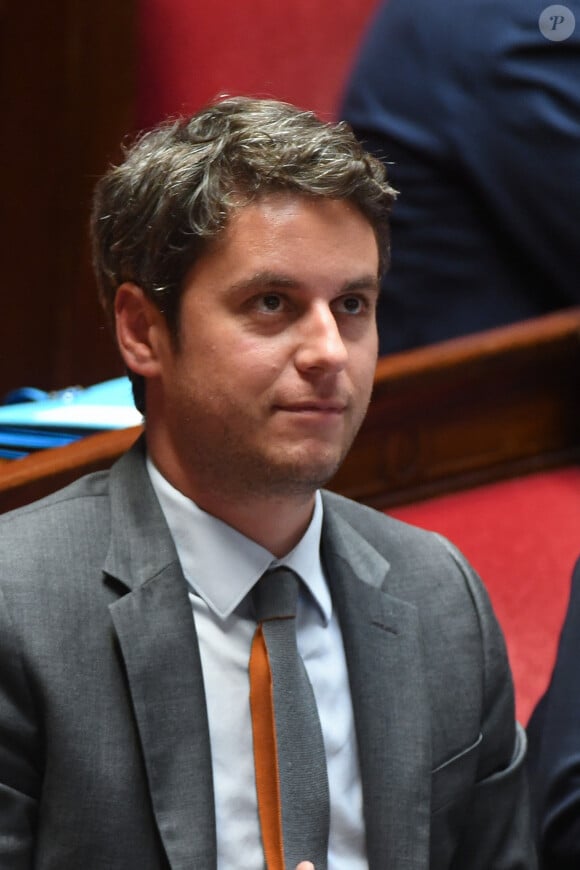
[147,458,367,870]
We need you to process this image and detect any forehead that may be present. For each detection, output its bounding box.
[203,193,379,276]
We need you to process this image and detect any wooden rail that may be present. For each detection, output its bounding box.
[0,426,142,513]
[2,308,580,513]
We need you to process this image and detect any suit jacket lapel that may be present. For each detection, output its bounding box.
[322,502,432,870]
[105,444,216,869]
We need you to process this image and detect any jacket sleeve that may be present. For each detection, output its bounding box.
[0,581,41,868]
[440,537,538,869]
[526,558,580,868]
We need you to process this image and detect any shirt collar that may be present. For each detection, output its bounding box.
[146,457,331,624]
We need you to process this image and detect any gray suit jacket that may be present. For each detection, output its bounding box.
[0,442,535,868]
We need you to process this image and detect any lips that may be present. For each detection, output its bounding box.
[272,404,349,429]
[275,401,347,414]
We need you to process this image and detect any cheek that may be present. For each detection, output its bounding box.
[188,343,286,408]
[234,340,288,382]
[351,337,378,380]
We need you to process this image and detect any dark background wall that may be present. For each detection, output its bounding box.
[0,0,137,397]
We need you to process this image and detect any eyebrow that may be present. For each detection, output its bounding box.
[228,271,381,295]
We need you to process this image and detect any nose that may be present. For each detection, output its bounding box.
[294,302,348,375]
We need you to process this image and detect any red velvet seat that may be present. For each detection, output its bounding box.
[390,469,580,723]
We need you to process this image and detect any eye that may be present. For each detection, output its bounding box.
[257,294,283,312]
[336,295,365,315]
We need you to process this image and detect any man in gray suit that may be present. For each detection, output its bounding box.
[0,97,534,868]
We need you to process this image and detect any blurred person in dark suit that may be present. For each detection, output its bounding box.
[527,555,580,868]
[341,0,580,354]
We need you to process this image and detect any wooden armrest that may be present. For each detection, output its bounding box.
[0,426,142,513]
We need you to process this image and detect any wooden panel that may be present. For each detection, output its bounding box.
[2,309,580,513]
[0,0,136,398]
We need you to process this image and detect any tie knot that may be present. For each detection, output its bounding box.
[252,567,300,622]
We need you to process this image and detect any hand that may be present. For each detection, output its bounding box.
[295,864,315,870]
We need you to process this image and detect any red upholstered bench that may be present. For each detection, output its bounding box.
[389,469,580,724]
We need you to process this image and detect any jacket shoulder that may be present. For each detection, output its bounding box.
[0,470,112,578]
[0,469,110,522]
[321,489,453,564]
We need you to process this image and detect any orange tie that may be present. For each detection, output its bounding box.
[249,568,330,870]
[250,618,285,870]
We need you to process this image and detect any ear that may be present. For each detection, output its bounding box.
[114,282,169,377]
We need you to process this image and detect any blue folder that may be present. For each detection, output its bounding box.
[0,377,142,458]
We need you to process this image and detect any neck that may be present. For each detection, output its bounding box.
[192,491,317,558]
[147,446,317,559]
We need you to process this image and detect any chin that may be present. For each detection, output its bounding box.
[261,451,345,495]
